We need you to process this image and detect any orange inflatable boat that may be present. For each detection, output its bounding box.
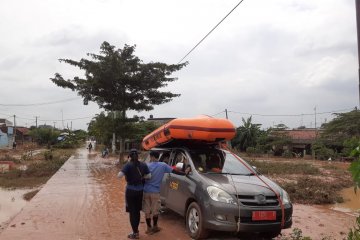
[142,116,236,150]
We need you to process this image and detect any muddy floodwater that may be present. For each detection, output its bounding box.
[0,188,28,229]
[331,187,360,215]
[0,149,358,240]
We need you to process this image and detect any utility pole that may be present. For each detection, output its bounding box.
[313,106,317,160]
[35,116,39,128]
[355,0,360,107]
[61,109,64,130]
[225,109,231,147]
[13,115,16,144]
[314,106,317,136]
[112,111,116,154]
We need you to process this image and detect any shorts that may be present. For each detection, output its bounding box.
[143,192,161,217]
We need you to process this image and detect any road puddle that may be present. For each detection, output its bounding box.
[0,188,28,228]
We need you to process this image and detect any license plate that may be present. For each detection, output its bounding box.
[252,211,276,221]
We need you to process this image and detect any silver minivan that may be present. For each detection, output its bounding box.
[151,144,292,239]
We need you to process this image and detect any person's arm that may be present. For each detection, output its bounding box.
[118,164,128,178]
[142,163,151,179]
[143,173,151,179]
[171,169,186,175]
[163,162,186,176]
[117,171,125,178]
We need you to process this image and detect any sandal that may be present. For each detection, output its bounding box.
[152,226,161,233]
[127,232,139,239]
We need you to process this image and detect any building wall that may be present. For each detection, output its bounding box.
[0,129,9,148]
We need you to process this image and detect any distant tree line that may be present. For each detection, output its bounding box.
[87,112,159,148]
[29,127,87,149]
[231,109,360,159]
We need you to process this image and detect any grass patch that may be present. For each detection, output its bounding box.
[248,160,320,175]
[0,149,74,189]
[23,189,40,201]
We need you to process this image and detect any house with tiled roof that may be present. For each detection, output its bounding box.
[0,126,32,148]
[0,118,13,127]
[277,128,320,156]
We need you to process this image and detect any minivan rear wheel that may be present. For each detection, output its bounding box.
[186,202,208,239]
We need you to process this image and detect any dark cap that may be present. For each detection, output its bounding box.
[150,151,159,159]
[129,148,139,155]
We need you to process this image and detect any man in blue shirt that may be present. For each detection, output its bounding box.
[118,149,151,239]
[143,151,185,234]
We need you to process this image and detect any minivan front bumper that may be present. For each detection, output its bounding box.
[203,201,293,233]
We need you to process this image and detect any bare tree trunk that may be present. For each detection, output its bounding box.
[118,110,126,163]
[112,132,116,153]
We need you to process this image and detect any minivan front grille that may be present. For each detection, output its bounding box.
[236,194,279,206]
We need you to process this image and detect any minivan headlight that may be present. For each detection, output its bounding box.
[207,186,237,205]
[281,190,290,205]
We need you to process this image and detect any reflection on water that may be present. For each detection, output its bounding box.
[332,187,360,215]
[0,188,28,226]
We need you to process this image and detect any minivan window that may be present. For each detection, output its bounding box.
[189,149,254,175]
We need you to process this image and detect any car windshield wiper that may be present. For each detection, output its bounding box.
[226,173,255,176]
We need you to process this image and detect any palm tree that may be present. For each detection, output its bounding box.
[232,116,261,151]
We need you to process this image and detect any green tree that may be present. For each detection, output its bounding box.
[231,116,261,151]
[321,110,360,146]
[87,112,115,146]
[29,128,60,146]
[51,41,187,152]
[317,109,360,156]
[87,112,159,147]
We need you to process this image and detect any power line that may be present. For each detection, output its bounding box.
[10,114,94,122]
[0,112,13,118]
[178,0,245,64]
[38,116,93,122]
[228,108,354,117]
[210,110,225,117]
[0,97,79,107]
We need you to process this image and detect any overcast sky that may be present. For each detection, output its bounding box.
[0,0,358,130]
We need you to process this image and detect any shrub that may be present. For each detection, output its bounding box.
[43,150,53,160]
[246,147,262,157]
[283,176,344,204]
[348,216,360,240]
[282,149,293,158]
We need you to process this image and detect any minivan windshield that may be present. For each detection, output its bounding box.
[189,149,256,175]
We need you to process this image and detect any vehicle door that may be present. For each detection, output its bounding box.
[159,150,174,204]
[165,149,194,216]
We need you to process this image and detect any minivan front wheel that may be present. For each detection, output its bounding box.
[186,202,208,239]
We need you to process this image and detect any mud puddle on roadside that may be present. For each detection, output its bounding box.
[331,187,360,216]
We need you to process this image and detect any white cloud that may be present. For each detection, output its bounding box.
[0,0,357,130]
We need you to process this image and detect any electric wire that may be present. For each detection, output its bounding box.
[228,108,354,117]
[178,0,245,64]
[210,110,225,117]
[0,97,79,107]
[37,116,93,122]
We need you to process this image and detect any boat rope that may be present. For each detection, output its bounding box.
[222,144,286,229]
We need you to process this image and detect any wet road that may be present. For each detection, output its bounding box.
[0,149,189,240]
[0,149,357,240]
